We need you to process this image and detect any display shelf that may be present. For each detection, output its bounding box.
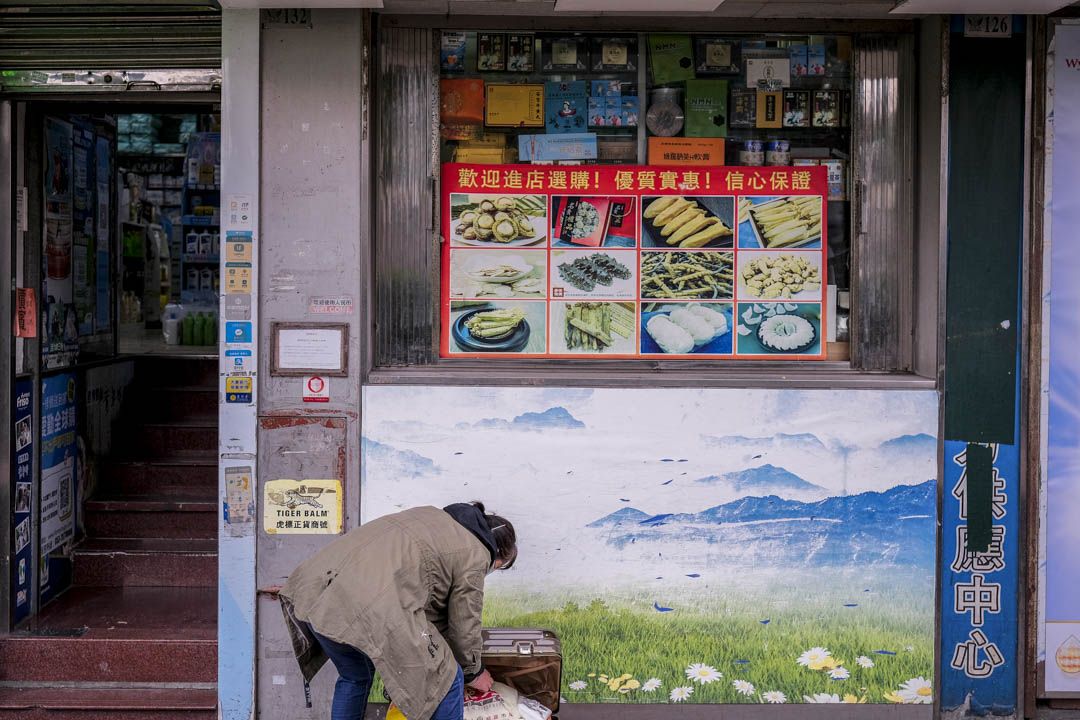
[182,253,219,264]
[182,215,218,227]
[185,183,220,192]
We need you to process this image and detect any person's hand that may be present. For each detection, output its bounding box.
[467,669,493,694]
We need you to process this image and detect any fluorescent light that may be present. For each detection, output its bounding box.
[555,0,723,12]
[891,0,1072,13]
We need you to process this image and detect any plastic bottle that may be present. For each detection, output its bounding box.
[206,312,217,345]
[182,312,195,345]
[192,312,205,346]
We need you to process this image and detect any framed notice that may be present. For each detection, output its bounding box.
[441,163,828,360]
[270,322,349,376]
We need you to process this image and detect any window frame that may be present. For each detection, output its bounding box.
[362,14,939,390]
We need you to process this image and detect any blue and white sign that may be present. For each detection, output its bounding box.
[1044,22,1080,695]
[12,379,33,624]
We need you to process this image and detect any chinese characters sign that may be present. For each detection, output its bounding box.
[941,441,1018,707]
[441,163,828,359]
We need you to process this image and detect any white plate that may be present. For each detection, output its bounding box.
[452,215,547,247]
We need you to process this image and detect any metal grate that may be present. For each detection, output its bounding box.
[851,33,916,372]
[0,5,221,70]
[374,27,439,366]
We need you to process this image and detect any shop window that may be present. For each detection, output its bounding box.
[371,26,916,377]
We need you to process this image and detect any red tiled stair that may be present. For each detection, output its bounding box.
[0,358,219,718]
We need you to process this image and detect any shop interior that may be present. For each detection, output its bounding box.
[8,98,220,698]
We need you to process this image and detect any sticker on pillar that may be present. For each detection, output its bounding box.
[225,348,252,375]
[225,194,253,230]
[310,296,354,315]
[225,376,253,404]
[303,376,329,403]
[224,466,255,536]
[223,294,251,321]
[226,322,252,344]
[225,232,253,263]
[226,265,252,294]
[264,479,342,534]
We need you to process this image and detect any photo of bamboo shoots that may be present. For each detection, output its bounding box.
[551,301,636,354]
[740,196,823,249]
[641,196,735,249]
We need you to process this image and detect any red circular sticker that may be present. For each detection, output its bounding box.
[307,377,325,394]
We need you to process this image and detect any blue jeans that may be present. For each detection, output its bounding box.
[309,625,464,720]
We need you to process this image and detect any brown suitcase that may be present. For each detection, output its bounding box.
[481,628,562,717]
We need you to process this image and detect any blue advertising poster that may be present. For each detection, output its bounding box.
[1045,22,1080,694]
[12,380,33,625]
[94,135,111,332]
[40,373,76,605]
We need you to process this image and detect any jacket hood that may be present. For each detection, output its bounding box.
[443,503,497,566]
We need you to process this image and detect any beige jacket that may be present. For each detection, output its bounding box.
[279,505,493,720]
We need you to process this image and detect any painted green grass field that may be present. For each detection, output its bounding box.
[478,573,935,705]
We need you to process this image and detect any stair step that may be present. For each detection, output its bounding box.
[138,387,217,423]
[85,496,216,539]
[73,539,217,588]
[132,358,217,389]
[0,687,217,719]
[0,637,217,683]
[103,460,216,496]
[132,423,216,458]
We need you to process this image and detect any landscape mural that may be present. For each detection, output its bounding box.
[362,387,938,705]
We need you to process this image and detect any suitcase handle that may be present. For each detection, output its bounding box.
[515,641,533,655]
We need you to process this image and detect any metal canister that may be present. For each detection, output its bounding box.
[766,139,791,166]
[738,139,764,166]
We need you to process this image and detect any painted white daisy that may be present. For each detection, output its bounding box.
[905,646,915,652]
[762,691,787,704]
[797,647,831,667]
[803,693,842,703]
[569,681,587,691]
[856,656,874,668]
[829,667,851,680]
[642,679,662,693]
[670,686,694,703]
[685,663,722,685]
[733,679,755,696]
[896,677,932,704]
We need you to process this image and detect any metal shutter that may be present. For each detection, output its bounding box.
[0,3,221,71]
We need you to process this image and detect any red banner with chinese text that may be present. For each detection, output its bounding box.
[441,163,828,360]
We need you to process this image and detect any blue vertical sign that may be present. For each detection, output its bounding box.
[12,380,33,625]
[40,373,77,606]
[940,439,1019,713]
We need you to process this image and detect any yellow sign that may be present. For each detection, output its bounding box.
[226,266,252,294]
[264,479,343,534]
[485,84,544,127]
[226,241,252,263]
[225,376,251,394]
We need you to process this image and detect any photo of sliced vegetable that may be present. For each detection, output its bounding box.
[449,249,547,299]
[738,196,823,249]
[640,302,733,355]
[449,193,548,247]
[641,251,734,300]
[641,195,734,249]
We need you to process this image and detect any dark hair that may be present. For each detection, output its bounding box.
[471,501,517,570]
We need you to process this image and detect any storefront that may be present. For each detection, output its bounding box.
[3,2,1075,719]
[236,6,1027,719]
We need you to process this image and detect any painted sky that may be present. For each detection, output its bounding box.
[362,387,938,591]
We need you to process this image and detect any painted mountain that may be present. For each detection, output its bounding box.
[694,464,828,500]
[588,479,935,569]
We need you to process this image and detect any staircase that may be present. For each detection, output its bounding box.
[0,357,218,718]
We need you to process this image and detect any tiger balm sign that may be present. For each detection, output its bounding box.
[263,479,342,534]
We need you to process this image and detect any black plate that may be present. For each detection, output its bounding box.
[452,309,531,352]
[755,313,818,354]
